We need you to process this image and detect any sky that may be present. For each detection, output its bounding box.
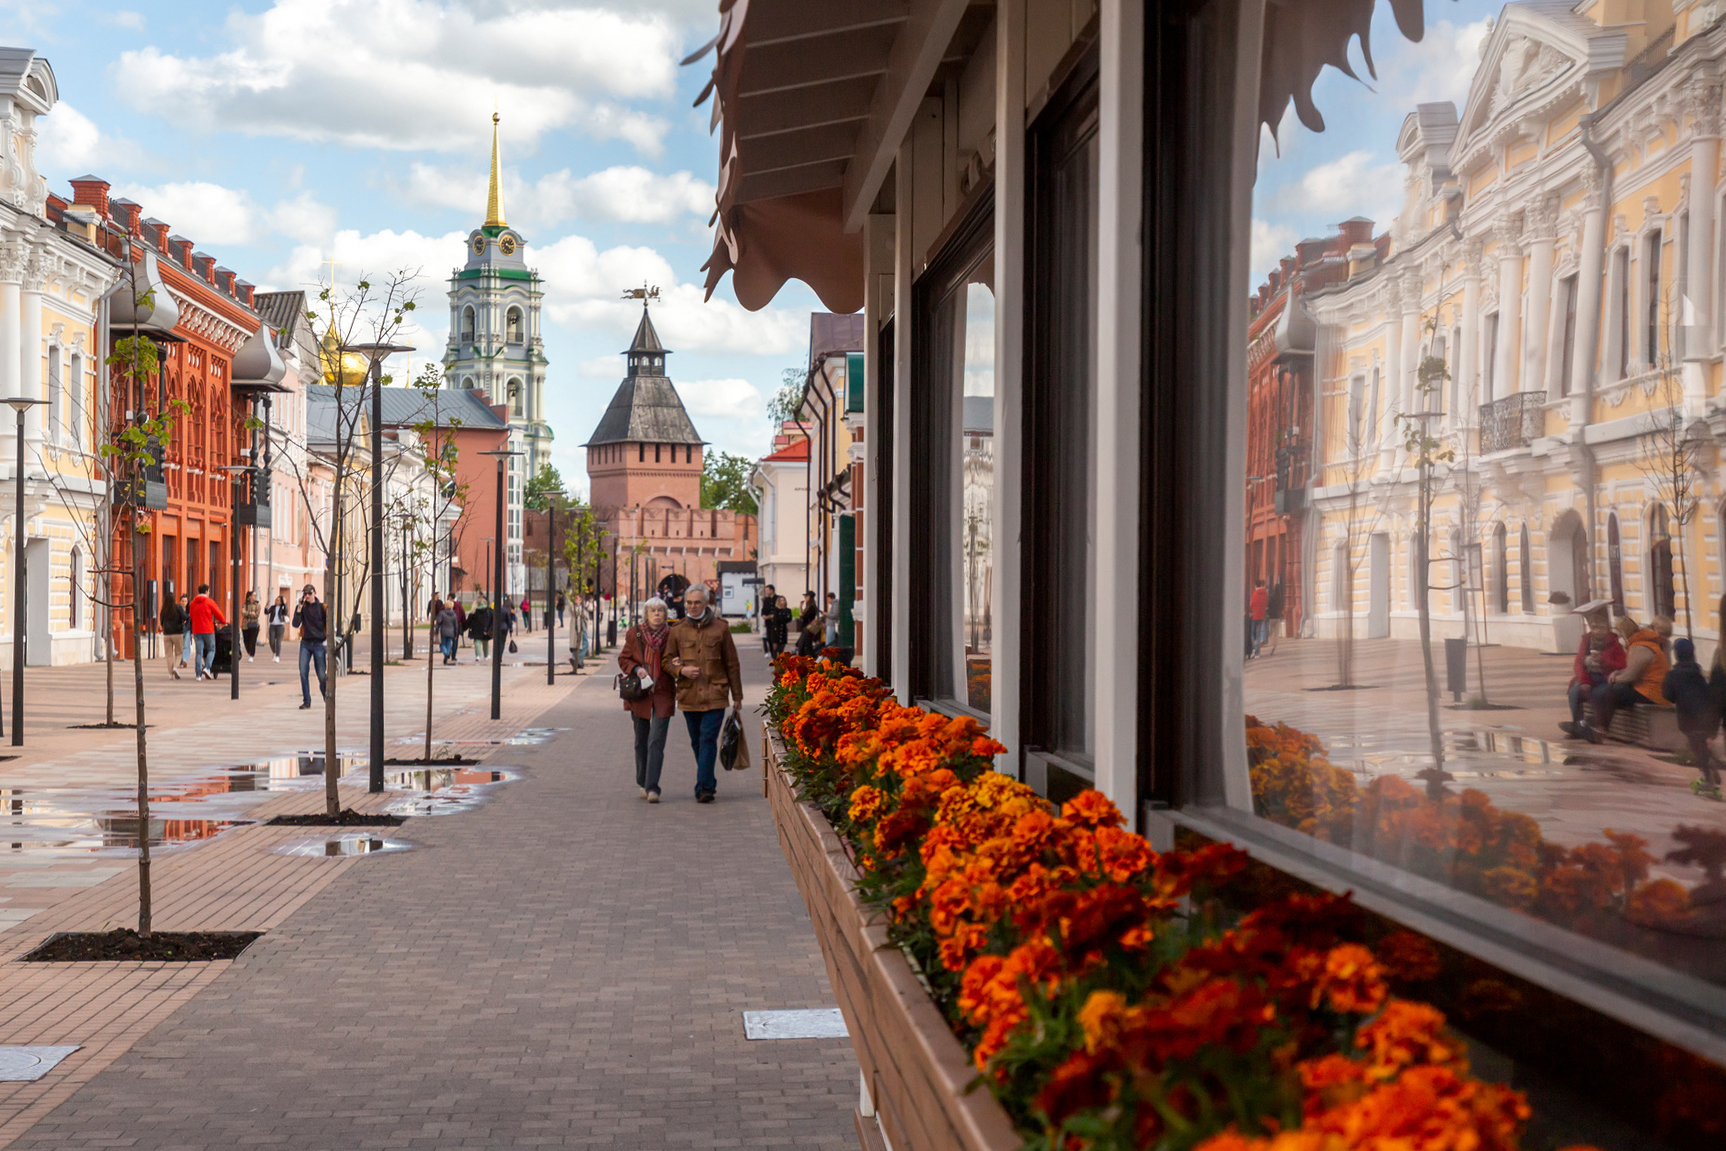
[2,0,820,499]
[1254,0,1501,283]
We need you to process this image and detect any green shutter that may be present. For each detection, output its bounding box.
[838,514,856,647]
[846,353,865,413]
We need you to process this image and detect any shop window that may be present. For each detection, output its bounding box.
[909,189,993,716]
[876,317,894,678]
[1023,45,1098,782]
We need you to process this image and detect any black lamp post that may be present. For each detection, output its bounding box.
[481,448,522,720]
[545,500,557,686]
[346,343,413,793]
[5,398,47,746]
[215,464,257,702]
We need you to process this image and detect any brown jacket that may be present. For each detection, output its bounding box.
[665,610,743,712]
[617,624,677,720]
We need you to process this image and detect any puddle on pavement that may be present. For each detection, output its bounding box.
[274,834,410,858]
[410,726,562,748]
[1316,730,1600,779]
[0,754,516,857]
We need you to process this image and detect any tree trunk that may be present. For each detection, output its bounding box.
[1678,521,1694,639]
[1415,469,1444,784]
[324,480,342,817]
[132,522,151,937]
[425,538,435,763]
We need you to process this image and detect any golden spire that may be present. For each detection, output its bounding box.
[485,111,505,228]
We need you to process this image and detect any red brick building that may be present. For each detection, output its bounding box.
[67,179,270,657]
[1243,220,1378,638]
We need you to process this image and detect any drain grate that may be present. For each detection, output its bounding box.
[0,1047,78,1081]
[742,1009,848,1040]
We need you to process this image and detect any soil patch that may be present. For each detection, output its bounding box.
[68,722,147,729]
[1302,684,1379,692]
[24,930,261,963]
[383,755,482,767]
[266,810,407,827]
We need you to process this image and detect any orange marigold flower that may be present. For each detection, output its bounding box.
[1355,1000,1463,1080]
[1312,944,1387,1015]
[847,785,886,824]
[1062,789,1125,830]
[1076,989,1131,1053]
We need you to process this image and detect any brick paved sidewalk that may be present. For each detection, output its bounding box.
[7,648,858,1150]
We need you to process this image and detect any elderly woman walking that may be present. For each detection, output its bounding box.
[618,597,677,803]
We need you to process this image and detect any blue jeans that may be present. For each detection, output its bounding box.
[683,708,726,797]
[634,714,671,792]
[181,629,193,666]
[300,639,328,705]
[194,632,216,678]
[1251,618,1267,655]
[440,635,455,660]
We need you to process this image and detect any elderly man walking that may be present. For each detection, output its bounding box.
[665,583,743,803]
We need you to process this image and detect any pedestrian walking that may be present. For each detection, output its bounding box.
[265,590,289,661]
[436,602,459,664]
[823,592,840,648]
[1666,638,1722,799]
[175,592,193,669]
[292,584,328,710]
[469,598,493,660]
[521,596,533,633]
[665,583,743,804]
[794,591,820,657]
[765,594,792,659]
[759,583,776,654]
[451,593,467,657]
[241,591,261,662]
[159,592,186,681]
[619,597,677,803]
[188,584,226,681]
[556,590,567,628]
[1248,580,1269,658]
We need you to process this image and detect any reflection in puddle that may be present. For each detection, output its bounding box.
[0,754,517,857]
[274,834,410,857]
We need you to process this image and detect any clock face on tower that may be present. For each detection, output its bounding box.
[499,234,518,256]
[472,235,486,255]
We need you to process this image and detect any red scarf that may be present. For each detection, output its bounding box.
[641,623,669,679]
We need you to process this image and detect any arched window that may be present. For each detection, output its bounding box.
[47,344,62,443]
[70,548,82,631]
[1492,522,1508,615]
[508,378,523,417]
[460,306,475,343]
[68,352,82,447]
[1649,504,1675,619]
[461,376,475,391]
[506,307,523,343]
[1519,523,1534,614]
[1607,512,1625,612]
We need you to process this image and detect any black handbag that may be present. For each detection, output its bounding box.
[615,670,651,702]
[507,639,518,654]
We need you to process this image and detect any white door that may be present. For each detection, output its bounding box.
[25,537,50,667]
[1368,533,1390,639]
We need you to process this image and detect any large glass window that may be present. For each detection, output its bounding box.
[1226,0,1726,1047]
[909,194,993,715]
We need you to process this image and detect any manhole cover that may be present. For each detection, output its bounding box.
[742,1009,848,1040]
[0,1046,78,1081]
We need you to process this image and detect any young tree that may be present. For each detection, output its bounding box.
[1637,334,1706,638]
[300,270,420,816]
[524,462,565,510]
[765,366,805,428]
[403,369,467,761]
[1326,381,1392,689]
[701,450,759,515]
[1398,341,1456,781]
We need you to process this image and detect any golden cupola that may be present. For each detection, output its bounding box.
[318,328,372,388]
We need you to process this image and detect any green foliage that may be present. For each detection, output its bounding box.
[766,366,806,427]
[700,450,759,516]
[559,504,609,594]
[524,462,566,510]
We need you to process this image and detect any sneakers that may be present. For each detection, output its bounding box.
[273,655,280,663]
[647,790,660,804]
[247,655,254,663]
[1691,779,1724,800]
[170,668,181,680]
[696,791,716,804]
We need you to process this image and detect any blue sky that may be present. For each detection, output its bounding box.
[2,0,821,498]
[1254,1,1500,282]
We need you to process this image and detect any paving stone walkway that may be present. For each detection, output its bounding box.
[5,647,858,1149]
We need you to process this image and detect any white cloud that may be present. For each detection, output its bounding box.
[1273,150,1402,218]
[400,162,714,229]
[270,192,339,247]
[35,102,149,181]
[112,180,262,246]
[1387,19,1495,110]
[106,9,146,29]
[1251,219,1299,280]
[679,378,762,422]
[111,0,679,156]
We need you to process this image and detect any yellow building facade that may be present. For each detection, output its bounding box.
[1,49,120,665]
[1299,1,1726,654]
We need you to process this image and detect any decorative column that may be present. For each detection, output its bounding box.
[1492,215,1524,400]
[1522,198,1557,398]
[1400,269,1423,414]
[1684,82,1720,416]
[1457,238,1483,426]
[1380,279,1404,472]
[18,254,44,446]
[0,242,22,403]
[1571,164,1609,425]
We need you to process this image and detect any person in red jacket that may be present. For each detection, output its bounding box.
[188,583,228,681]
[1248,580,1270,659]
[1559,604,1626,741]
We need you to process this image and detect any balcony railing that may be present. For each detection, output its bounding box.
[1478,390,1545,454]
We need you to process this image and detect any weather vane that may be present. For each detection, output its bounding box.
[621,284,661,303]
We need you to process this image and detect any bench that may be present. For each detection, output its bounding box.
[1583,700,1683,753]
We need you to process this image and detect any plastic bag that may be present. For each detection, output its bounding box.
[720,705,748,771]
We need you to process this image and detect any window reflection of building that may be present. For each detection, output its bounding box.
[962,396,993,676]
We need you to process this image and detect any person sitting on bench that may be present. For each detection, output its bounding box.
[1575,614,1672,743]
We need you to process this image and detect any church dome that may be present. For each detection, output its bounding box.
[318,329,372,388]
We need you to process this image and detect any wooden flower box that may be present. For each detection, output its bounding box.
[765,733,1022,1151]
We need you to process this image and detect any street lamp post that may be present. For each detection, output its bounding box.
[4,398,47,746]
[347,343,413,794]
[481,448,522,720]
[546,500,557,686]
[215,464,257,703]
